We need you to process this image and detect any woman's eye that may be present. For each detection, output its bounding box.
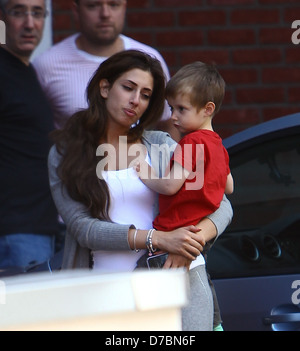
[123,85,132,91]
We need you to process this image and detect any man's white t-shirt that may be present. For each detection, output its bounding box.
[33,34,171,129]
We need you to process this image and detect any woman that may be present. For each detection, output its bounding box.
[48,50,233,330]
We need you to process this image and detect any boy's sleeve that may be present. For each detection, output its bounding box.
[172,135,199,173]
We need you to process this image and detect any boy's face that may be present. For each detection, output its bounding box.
[167,94,211,135]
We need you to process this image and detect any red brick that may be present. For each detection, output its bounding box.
[208,0,255,4]
[262,67,300,83]
[154,0,202,6]
[215,125,246,139]
[286,47,300,63]
[180,11,226,27]
[217,108,260,125]
[231,9,279,25]
[221,68,258,85]
[260,0,299,4]
[259,27,293,44]
[124,31,153,46]
[236,88,285,104]
[232,49,282,64]
[127,0,151,9]
[288,87,300,103]
[263,107,300,121]
[180,50,230,66]
[53,14,73,31]
[52,0,72,11]
[284,8,300,22]
[161,51,177,68]
[208,29,256,46]
[156,31,203,47]
[127,12,175,27]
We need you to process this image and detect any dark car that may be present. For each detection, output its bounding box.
[207,112,300,331]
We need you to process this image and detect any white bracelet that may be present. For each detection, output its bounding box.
[146,228,157,255]
[133,229,140,253]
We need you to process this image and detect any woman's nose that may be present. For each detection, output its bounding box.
[130,92,139,105]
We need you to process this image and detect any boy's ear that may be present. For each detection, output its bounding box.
[99,79,110,98]
[205,102,216,116]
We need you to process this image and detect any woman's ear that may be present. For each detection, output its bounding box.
[99,79,110,98]
[205,102,216,117]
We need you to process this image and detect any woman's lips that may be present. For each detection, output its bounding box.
[124,108,137,117]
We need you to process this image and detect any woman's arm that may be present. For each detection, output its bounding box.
[206,195,233,241]
[48,146,132,251]
[163,198,233,269]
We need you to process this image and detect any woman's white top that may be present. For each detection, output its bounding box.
[92,156,204,272]
[92,163,155,272]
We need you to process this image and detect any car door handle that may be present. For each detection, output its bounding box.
[263,313,300,325]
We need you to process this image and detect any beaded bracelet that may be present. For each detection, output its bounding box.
[146,228,157,255]
[133,229,140,253]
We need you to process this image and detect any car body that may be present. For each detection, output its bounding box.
[207,112,300,331]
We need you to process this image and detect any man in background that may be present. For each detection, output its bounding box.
[0,0,59,269]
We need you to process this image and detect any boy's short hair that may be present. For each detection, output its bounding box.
[165,62,225,115]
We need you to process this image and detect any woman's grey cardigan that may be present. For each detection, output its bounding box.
[48,130,233,269]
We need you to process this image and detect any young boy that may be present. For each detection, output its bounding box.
[137,62,233,331]
[138,61,233,230]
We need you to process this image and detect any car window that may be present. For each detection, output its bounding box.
[207,134,300,278]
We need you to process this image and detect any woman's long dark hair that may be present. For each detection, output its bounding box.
[51,50,166,220]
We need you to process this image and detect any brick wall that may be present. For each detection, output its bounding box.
[51,0,300,138]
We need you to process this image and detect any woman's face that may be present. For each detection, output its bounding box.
[100,68,154,133]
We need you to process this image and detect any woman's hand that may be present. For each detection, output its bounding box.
[153,225,206,261]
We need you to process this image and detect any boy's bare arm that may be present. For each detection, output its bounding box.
[138,161,190,195]
[225,172,234,195]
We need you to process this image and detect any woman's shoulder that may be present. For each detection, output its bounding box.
[48,144,64,169]
[142,129,176,146]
